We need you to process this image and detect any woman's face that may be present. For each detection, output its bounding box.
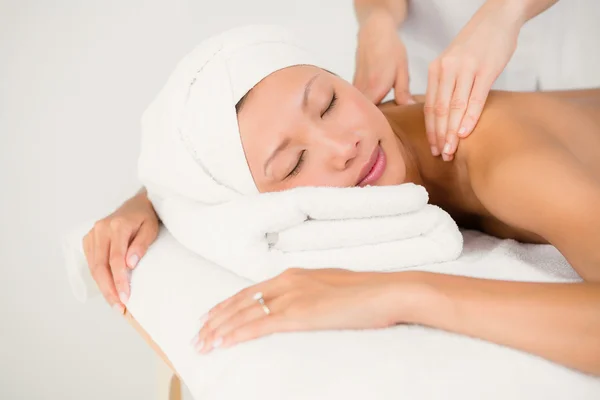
[237,65,407,193]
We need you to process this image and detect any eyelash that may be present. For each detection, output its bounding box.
[287,150,305,179]
[321,91,337,117]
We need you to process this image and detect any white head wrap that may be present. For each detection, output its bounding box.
[138,25,320,204]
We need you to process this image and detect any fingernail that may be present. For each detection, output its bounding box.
[442,153,451,162]
[190,334,201,347]
[127,254,139,268]
[431,146,440,156]
[443,143,452,155]
[212,337,223,348]
[119,291,129,305]
[113,303,125,315]
[458,126,467,137]
[195,340,204,352]
[407,98,417,105]
[198,313,208,327]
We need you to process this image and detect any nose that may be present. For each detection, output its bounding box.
[319,132,360,170]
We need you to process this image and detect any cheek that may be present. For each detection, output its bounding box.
[340,90,389,133]
[336,97,375,132]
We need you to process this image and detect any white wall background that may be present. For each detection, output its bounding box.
[0,1,359,399]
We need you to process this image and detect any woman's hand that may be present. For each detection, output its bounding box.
[353,9,415,105]
[425,1,523,161]
[82,189,159,313]
[191,268,408,353]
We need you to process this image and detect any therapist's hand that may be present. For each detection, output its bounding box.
[191,268,412,353]
[82,189,159,314]
[425,3,521,161]
[353,9,415,105]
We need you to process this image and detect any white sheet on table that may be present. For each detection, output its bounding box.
[119,228,599,400]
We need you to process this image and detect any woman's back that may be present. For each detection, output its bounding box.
[475,89,600,175]
[474,89,600,241]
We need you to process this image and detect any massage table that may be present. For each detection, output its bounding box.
[64,226,600,400]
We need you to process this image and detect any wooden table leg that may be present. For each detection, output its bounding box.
[156,356,181,400]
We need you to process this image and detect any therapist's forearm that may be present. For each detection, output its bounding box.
[394,271,600,376]
[487,0,559,26]
[353,0,407,27]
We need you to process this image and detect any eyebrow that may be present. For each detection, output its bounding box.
[302,73,320,109]
[263,73,320,177]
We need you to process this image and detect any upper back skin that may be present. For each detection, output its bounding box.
[383,88,600,243]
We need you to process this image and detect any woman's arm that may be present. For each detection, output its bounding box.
[393,271,600,376]
[192,267,600,376]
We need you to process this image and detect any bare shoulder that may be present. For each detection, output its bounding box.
[460,89,600,179]
[458,90,577,208]
[458,91,547,176]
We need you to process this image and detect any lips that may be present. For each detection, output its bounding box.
[356,144,386,186]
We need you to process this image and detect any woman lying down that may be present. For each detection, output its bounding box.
[83,25,600,376]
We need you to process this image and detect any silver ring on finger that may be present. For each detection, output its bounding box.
[252,291,271,316]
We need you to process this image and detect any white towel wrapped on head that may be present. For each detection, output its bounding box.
[138,24,318,205]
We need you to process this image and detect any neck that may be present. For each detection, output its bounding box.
[382,104,463,207]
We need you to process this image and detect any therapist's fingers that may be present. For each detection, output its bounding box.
[393,59,415,106]
[443,70,476,159]
[354,70,392,105]
[433,60,458,156]
[108,220,134,304]
[458,73,494,138]
[424,63,440,156]
[86,227,124,314]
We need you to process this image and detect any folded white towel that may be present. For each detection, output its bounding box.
[150,183,463,281]
[64,184,462,301]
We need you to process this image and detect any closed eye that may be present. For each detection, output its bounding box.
[286,150,305,179]
[321,91,337,117]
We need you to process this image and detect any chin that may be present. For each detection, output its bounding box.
[375,174,406,187]
[377,142,407,186]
